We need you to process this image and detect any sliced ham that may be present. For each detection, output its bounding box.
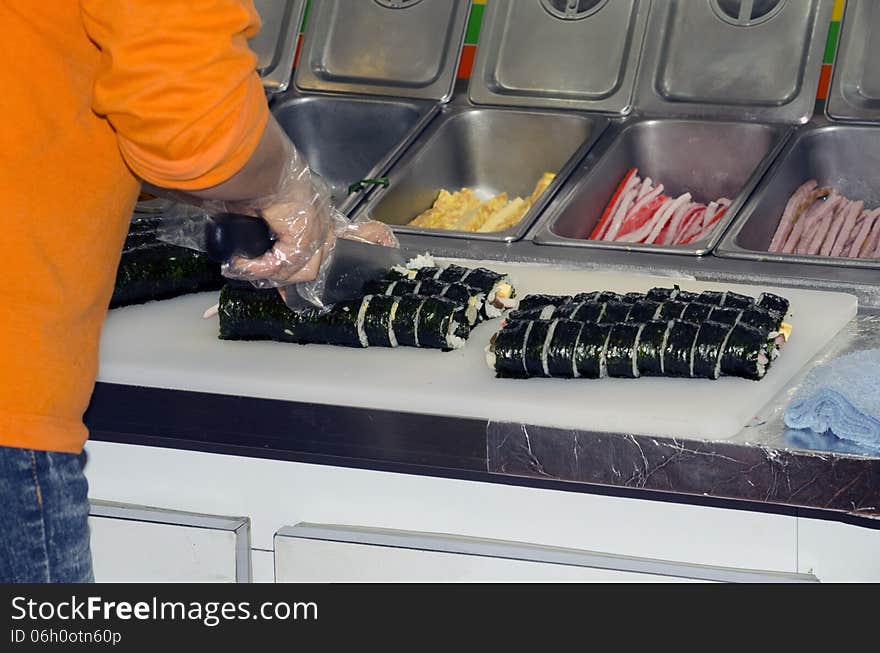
[769,180,818,252]
[829,199,864,257]
[819,199,850,257]
[848,210,880,258]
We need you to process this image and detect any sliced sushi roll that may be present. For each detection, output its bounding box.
[626,300,662,323]
[592,291,623,303]
[417,279,486,325]
[574,323,612,379]
[676,290,700,303]
[437,264,517,317]
[720,322,774,380]
[646,287,680,302]
[508,305,556,321]
[416,296,471,349]
[737,305,783,334]
[363,278,421,296]
[362,294,397,347]
[606,322,645,379]
[566,301,606,323]
[390,295,424,347]
[758,292,790,316]
[636,320,672,376]
[600,300,633,323]
[545,319,584,378]
[697,290,724,306]
[663,320,700,377]
[681,302,714,323]
[621,292,647,304]
[489,320,532,378]
[706,306,741,326]
[691,320,733,379]
[523,320,553,377]
[657,300,689,320]
[517,294,571,311]
[722,291,754,309]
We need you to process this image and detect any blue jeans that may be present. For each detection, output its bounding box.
[0,446,94,582]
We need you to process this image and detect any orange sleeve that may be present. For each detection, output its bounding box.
[80,0,270,190]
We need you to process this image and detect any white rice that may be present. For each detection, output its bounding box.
[539,305,556,320]
[715,323,735,379]
[632,324,645,378]
[412,298,424,348]
[659,320,673,375]
[598,329,611,379]
[356,296,371,348]
[384,281,399,296]
[388,299,400,348]
[520,321,534,375]
[571,324,585,378]
[405,253,436,270]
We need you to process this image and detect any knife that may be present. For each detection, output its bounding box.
[203,212,406,308]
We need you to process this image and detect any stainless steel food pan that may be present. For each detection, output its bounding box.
[353,106,608,242]
[530,118,791,255]
[717,124,880,269]
[272,93,437,215]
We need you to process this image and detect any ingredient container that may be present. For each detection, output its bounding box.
[718,0,880,269]
[354,0,654,241]
[530,0,833,256]
[275,0,471,214]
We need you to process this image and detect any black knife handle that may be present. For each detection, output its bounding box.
[204,212,275,263]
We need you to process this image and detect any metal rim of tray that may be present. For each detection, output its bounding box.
[353,105,611,243]
[527,118,795,257]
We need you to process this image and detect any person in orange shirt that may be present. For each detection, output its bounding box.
[1,0,391,582]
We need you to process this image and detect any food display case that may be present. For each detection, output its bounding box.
[270,0,471,215]
[351,0,651,241]
[529,0,833,256]
[717,0,880,270]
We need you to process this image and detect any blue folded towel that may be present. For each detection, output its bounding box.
[784,349,880,451]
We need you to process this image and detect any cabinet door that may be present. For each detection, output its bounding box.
[275,524,817,583]
[89,501,251,583]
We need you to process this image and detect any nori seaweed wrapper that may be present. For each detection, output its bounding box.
[313,299,364,348]
[508,307,553,321]
[657,300,688,320]
[362,279,396,296]
[493,320,531,378]
[572,291,600,303]
[593,291,622,303]
[606,323,643,378]
[435,264,471,285]
[723,291,754,309]
[663,320,699,377]
[636,320,670,376]
[523,320,552,377]
[462,267,506,293]
[574,323,611,379]
[646,287,677,302]
[546,319,584,378]
[567,301,605,323]
[681,302,714,323]
[218,284,297,342]
[600,301,632,323]
[622,292,646,304]
[417,296,469,349]
[737,306,783,334]
[676,290,700,303]
[362,295,397,347]
[413,266,443,281]
[707,306,741,326]
[363,278,420,296]
[758,292,790,315]
[692,321,732,379]
[697,290,724,306]
[720,323,769,380]
[518,294,571,311]
[626,300,661,323]
[391,295,424,347]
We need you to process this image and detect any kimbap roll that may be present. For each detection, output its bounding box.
[362,294,397,347]
[567,301,606,323]
[720,322,773,380]
[722,291,754,309]
[574,323,612,379]
[416,296,471,350]
[758,292,790,316]
[509,305,556,321]
[490,320,532,378]
[606,322,644,379]
[523,320,553,377]
[636,320,672,376]
[657,300,689,320]
[517,294,571,311]
[737,306,784,334]
[626,300,662,323]
[622,292,647,304]
[390,295,424,347]
[706,306,741,326]
[663,320,700,377]
[311,299,364,348]
[676,290,700,303]
[681,302,714,323]
[545,319,584,378]
[691,320,733,379]
[601,301,633,323]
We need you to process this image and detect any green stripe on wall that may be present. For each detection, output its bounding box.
[465,3,485,45]
[824,21,840,64]
[301,0,311,33]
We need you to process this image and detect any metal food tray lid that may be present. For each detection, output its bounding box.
[634,0,834,124]
[250,0,307,93]
[826,0,880,123]
[294,0,470,102]
[468,0,651,115]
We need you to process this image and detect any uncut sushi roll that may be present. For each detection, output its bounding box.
[605,322,645,379]
[719,322,774,380]
[663,320,700,377]
[691,320,733,379]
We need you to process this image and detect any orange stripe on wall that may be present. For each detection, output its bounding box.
[457,44,476,79]
[816,64,833,100]
[293,34,304,70]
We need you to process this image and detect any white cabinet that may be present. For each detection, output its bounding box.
[89,501,251,583]
[274,524,815,583]
[798,517,880,582]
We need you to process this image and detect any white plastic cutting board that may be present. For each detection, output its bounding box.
[98,261,857,441]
